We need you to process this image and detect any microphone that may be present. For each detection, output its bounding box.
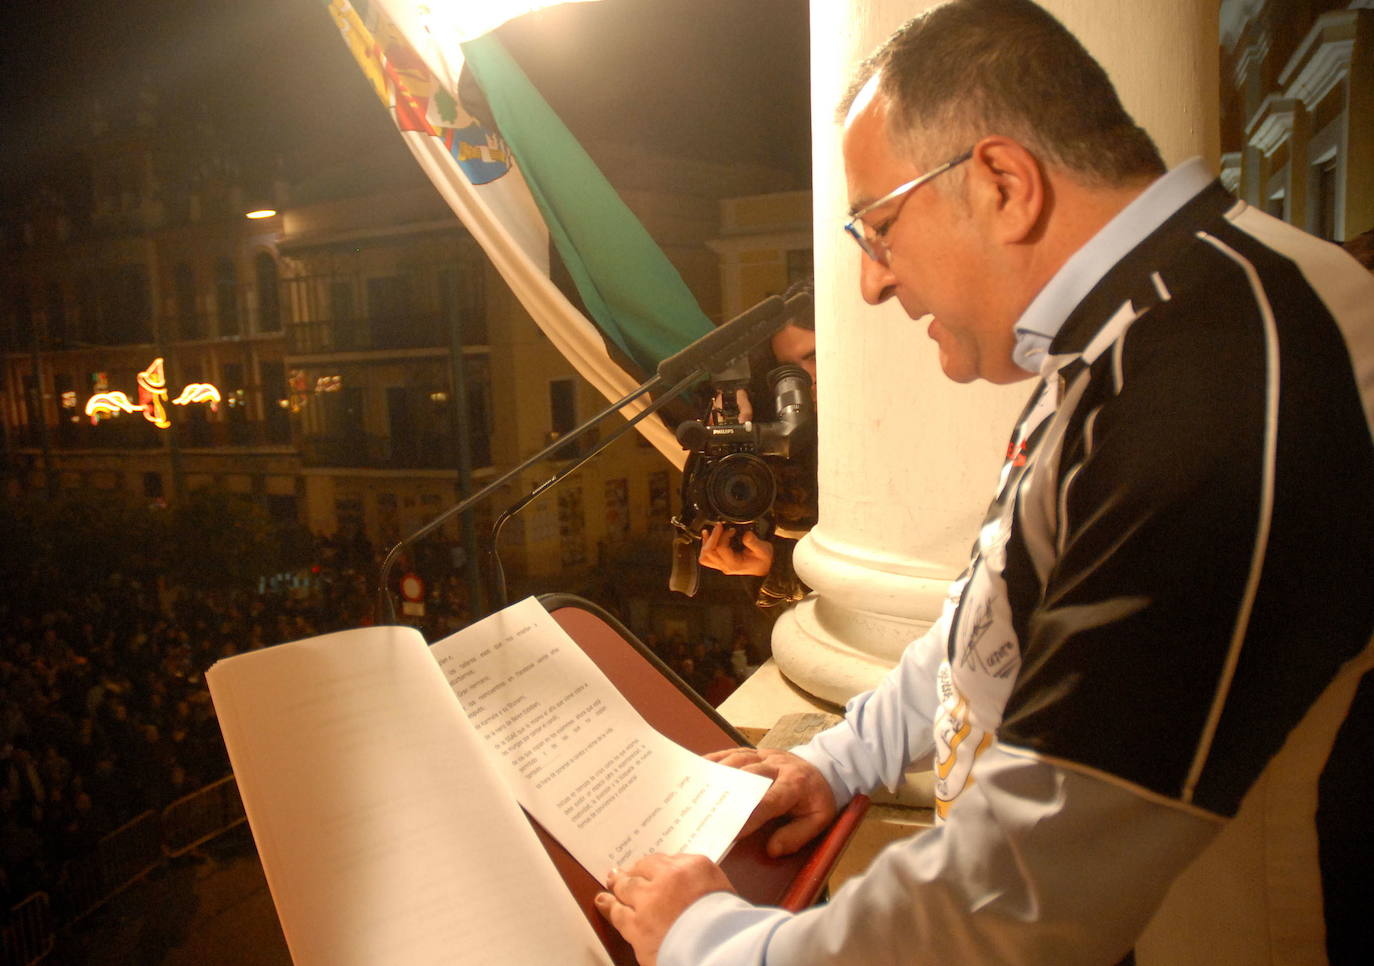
[657,294,791,384]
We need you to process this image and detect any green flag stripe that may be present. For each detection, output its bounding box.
[460,34,712,371]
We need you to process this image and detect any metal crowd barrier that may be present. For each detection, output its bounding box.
[161,775,246,857]
[4,775,247,960]
[0,892,53,966]
[59,810,163,924]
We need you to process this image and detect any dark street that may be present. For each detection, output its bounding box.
[48,828,289,966]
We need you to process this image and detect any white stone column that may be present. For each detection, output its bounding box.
[776,0,1220,705]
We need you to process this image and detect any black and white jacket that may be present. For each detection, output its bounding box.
[665,169,1374,966]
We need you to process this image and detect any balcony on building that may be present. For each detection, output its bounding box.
[276,185,494,474]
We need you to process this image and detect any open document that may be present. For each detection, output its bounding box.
[207,597,768,965]
[433,596,770,880]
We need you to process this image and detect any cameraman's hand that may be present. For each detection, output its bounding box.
[711,389,754,424]
[705,746,837,857]
[699,524,773,577]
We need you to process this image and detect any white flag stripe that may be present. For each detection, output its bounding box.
[348,0,687,465]
[405,132,686,464]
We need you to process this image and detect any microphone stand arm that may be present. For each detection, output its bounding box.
[376,290,804,624]
[481,367,703,610]
[377,369,692,624]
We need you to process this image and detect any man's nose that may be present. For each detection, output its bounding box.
[858,251,897,305]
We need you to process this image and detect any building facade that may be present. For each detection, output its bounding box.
[0,95,298,518]
[1220,0,1374,242]
[709,189,814,315]
[273,179,677,597]
[1,91,798,630]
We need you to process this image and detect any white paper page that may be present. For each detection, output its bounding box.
[207,625,611,966]
[431,597,770,884]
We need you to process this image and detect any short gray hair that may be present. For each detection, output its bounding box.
[839,0,1164,186]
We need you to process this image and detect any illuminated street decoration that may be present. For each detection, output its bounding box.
[172,384,223,408]
[288,369,310,414]
[137,357,171,428]
[82,358,222,427]
[84,392,142,421]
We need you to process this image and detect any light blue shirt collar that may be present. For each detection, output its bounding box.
[1012,157,1216,375]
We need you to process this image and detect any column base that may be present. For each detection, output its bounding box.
[717,659,839,745]
[771,593,935,706]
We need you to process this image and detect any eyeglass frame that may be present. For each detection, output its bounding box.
[843,147,975,265]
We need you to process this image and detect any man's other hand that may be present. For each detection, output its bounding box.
[706,746,836,857]
[699,524,774,577]
[595,854,735,966]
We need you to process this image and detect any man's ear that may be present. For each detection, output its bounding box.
[968,137,1045,244]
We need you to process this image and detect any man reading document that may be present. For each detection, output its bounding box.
[595,1,1374,964]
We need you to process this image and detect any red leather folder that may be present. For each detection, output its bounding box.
[534,594,870,964]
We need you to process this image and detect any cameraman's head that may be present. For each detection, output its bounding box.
[671,280,820,595]
[772,323,816,389]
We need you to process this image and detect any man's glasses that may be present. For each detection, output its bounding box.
[843,148,974,265]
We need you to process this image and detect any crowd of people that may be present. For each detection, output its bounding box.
[2,576,213,906]
[0,538,399,910]
[0,530,767,914]
[640,628,764,709]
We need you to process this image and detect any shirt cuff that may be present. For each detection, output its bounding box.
[658,890,792,966]
[789,740,854,811]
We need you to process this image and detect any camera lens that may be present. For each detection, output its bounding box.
[704,453,776,524]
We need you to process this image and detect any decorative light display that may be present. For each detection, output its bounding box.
[83,357,223,427]
[137,357,172,428]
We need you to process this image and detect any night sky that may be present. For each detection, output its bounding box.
[0,0,811,201]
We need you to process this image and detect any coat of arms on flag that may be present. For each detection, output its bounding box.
[321,0,717,466]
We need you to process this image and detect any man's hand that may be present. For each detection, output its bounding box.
[706,746,837,857]
[699,524,774,577]
[711,388,754,424]
[595,853,735,966]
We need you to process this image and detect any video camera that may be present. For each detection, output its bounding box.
[668,354,816,596]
